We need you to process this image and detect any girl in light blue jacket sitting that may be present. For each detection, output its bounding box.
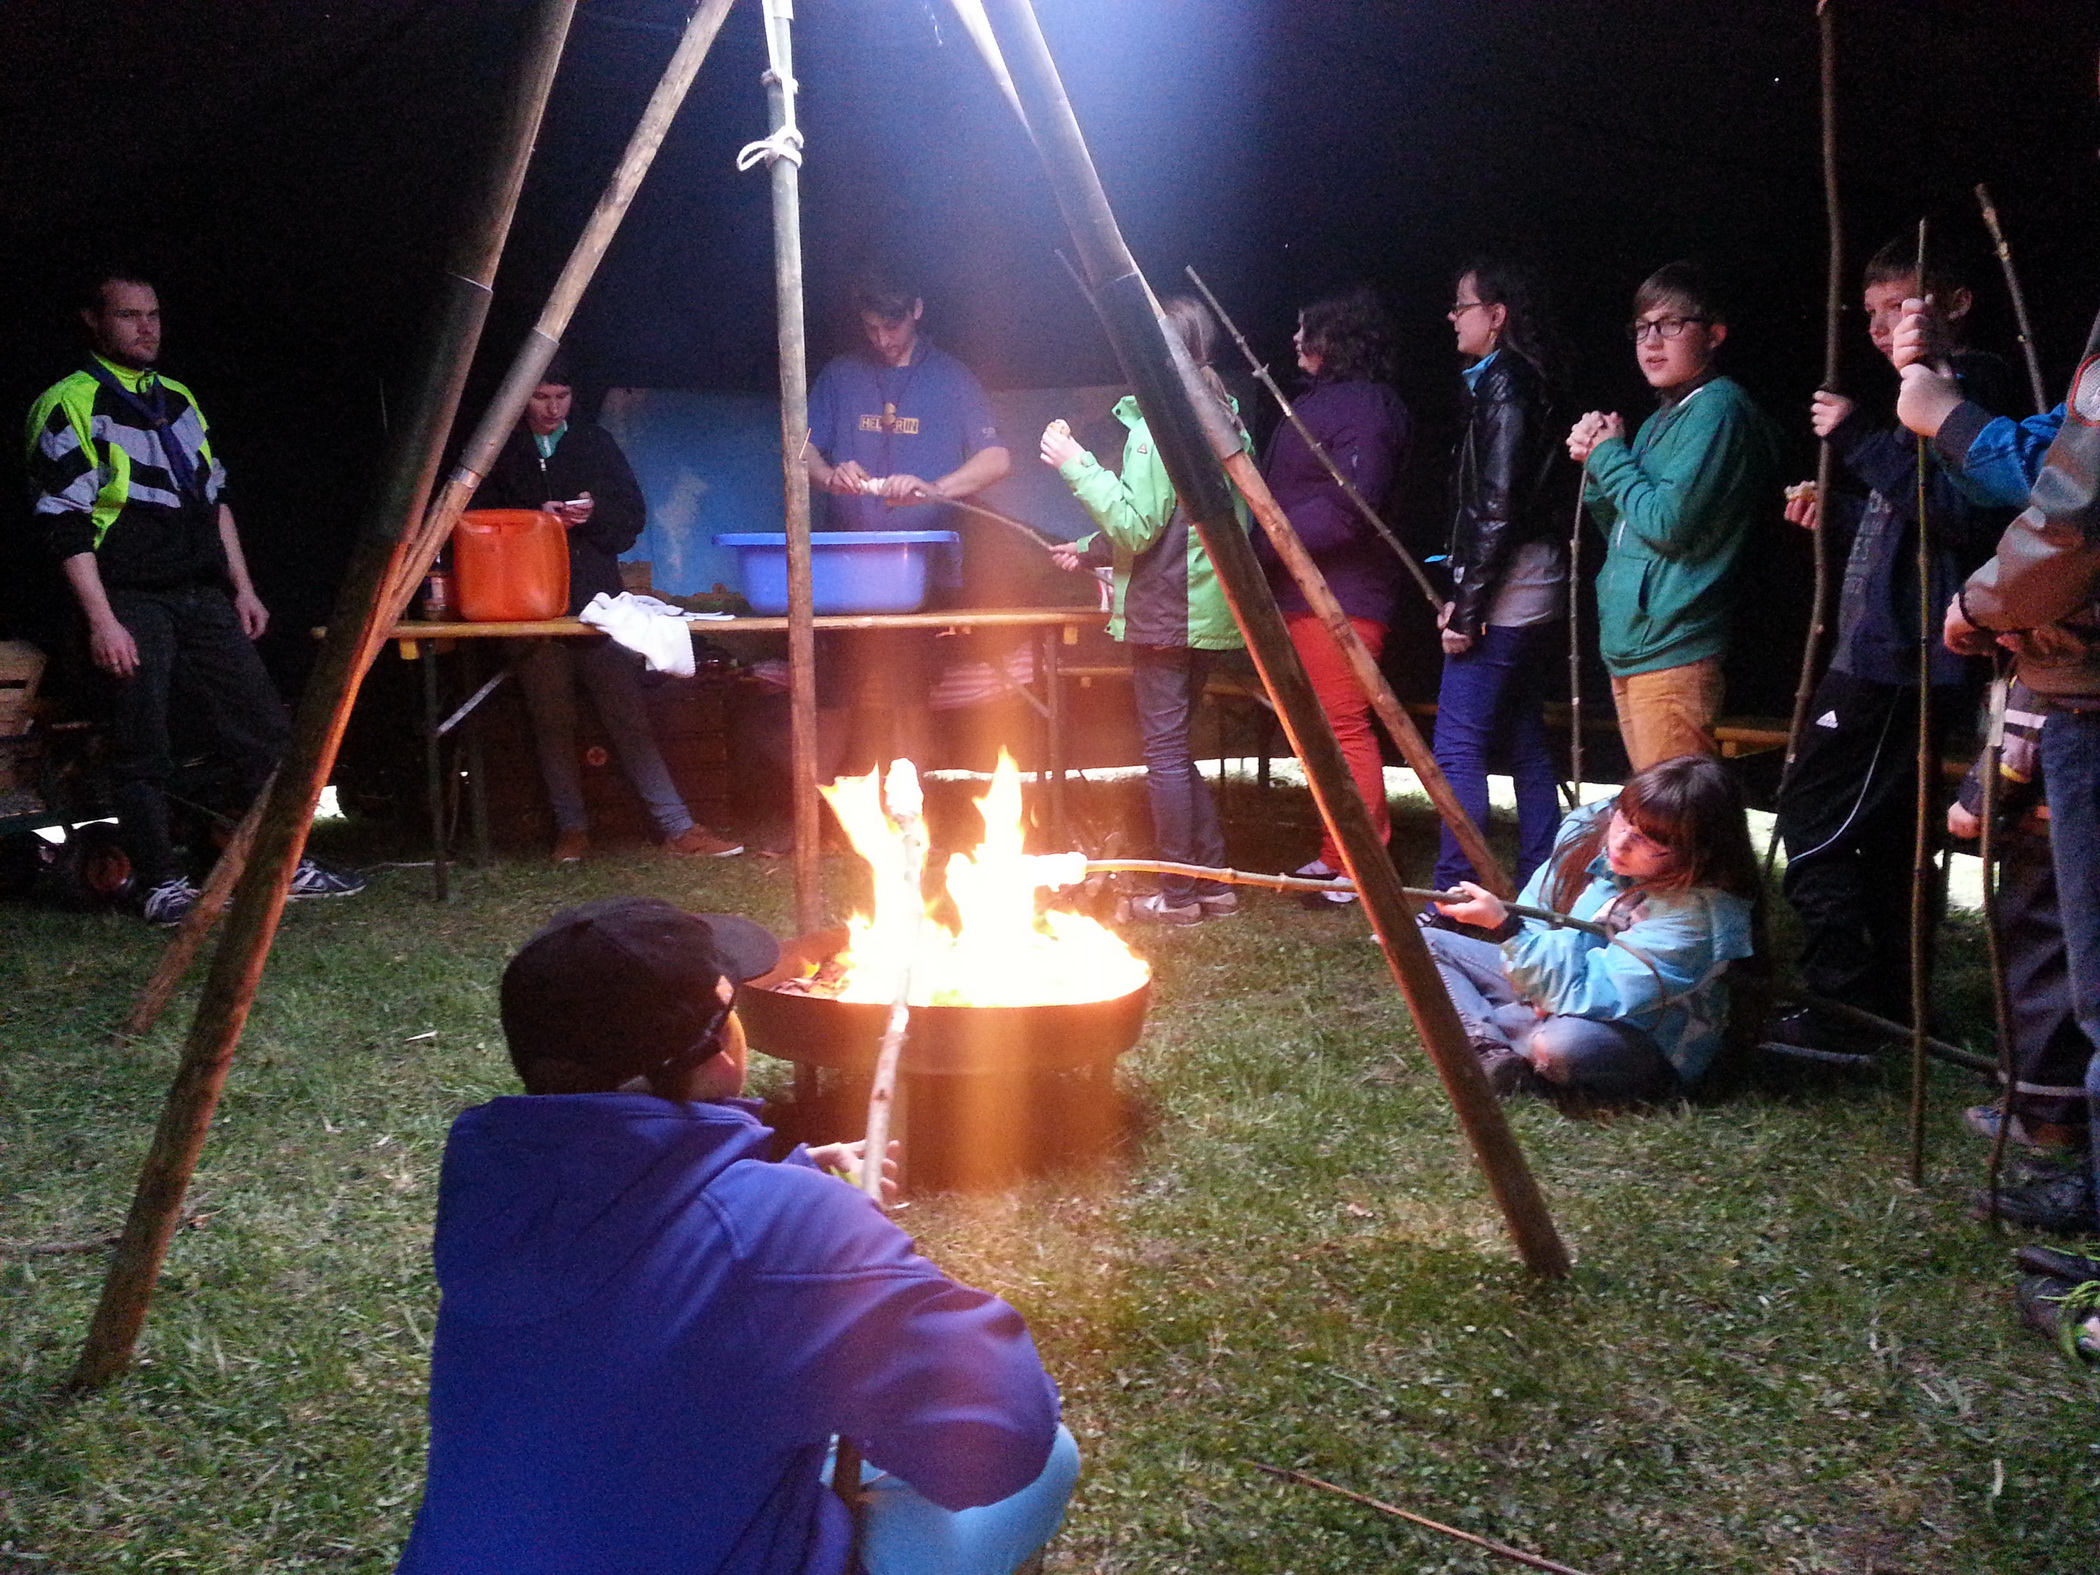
[1428,754,1760,1101]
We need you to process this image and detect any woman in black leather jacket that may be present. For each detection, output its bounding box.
[1430,260,1569,894]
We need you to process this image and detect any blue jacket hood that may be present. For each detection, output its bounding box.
[434,1093,772,1326]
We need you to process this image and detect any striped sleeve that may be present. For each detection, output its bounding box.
[25,385,102,559]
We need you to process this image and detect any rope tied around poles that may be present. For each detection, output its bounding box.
[736,0,805,170]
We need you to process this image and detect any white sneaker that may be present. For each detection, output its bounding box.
[288,858,367,899]
[141,877,201,927]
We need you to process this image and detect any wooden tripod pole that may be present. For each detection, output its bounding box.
[975,0,1567,1276]
[1184,267,1443,614]
[746,0,824,935]
[1769,0,1843,871]
[69,0,581,1390]
[1567,473,1588,803]
[1907,215,1934,1188]
[1978,667,2019,1221]
[105,0,740,1046]
[1975,184,2049,416]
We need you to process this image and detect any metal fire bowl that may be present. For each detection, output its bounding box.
[738,928,1151,1078]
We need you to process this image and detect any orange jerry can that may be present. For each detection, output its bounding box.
[454,509,571,622]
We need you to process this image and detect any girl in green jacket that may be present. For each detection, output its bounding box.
[1041,295,1250,923]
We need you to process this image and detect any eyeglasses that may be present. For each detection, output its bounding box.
[1626,316,1708,343]
[1447,300,1492,320]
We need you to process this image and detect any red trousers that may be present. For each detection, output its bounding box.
[1285,613,1390,870]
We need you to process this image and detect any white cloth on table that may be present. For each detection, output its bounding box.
[578,592,694,677]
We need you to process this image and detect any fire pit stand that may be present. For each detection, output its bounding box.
[739,928,1151,1191]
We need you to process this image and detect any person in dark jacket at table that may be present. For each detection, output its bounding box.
[1254,288,1412,908]
[477,355,740,864]
[1429,259,1570,904]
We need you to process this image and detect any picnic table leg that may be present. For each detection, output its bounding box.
[421,643,449,901]
[463,645,492,867]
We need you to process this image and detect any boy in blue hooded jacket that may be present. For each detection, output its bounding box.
[396,897,1077,1575]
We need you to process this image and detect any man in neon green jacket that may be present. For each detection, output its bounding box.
[1568,262,1781,771]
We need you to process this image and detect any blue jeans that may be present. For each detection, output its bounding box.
[516,637,695,839]
[1431,623,1562,892]
[2037,711,2100,1216]
[1423,927,1679,1101]
[826,1425,1081,1575]
[1129,644,1225,903]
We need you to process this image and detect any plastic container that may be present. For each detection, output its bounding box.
[714,531,960,615]
[454,509,570,622]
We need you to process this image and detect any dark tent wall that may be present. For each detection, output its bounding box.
[2,0,2095,720]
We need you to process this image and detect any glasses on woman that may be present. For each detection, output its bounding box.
[1447,300,1491,320]
[1626,315,1708,343]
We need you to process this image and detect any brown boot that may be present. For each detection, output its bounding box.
[667,825,744,858]
[552,829,590,864]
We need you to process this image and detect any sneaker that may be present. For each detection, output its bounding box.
[1965,1103,2084,1153]
[1196,889,1240,919]
[2014,1274,2100,1362]
[1972,1170,2096,1236]
[667,825,744,858]
[288,857,367,899]
[552,829,590,864]
[1290,858,1355,911]
[140,876,201,927]
[1128,891,1203,926]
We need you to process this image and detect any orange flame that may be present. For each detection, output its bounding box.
[820,753,1149,1006]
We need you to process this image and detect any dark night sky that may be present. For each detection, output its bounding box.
[2,0,2096,709]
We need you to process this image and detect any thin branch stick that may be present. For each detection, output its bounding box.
[1567,471,1588,804]
[1979,667,2018,1221]
[1768,0,1843,873]
[1080,859,1607,935]
[1909,215,1933,1187]
[941,493,1062,549]
[1245,1462,1599,1575]
[1185,267,1443,614]
[1975,184,2049,415]
[3,1215,204,1263]
[861,764,927,1201]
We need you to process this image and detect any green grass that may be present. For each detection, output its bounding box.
[2,783,2096,1573]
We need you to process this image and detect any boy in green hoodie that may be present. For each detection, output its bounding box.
[1567,263,1781,771]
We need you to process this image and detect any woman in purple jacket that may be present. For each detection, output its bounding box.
[1256,289,1412,905]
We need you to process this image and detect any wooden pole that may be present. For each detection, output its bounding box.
[1768,0,1843,871]
[1221,448,1512,897]
[1184,267,1442,614]
[974,0,1568,1276]
[114,795,263,1042]
[1978,667,2018,1221]
[1247,1462,1600,1575]
[1566,474,1588,803]
[1975,184,2049,415]
[1908,215,1933,1188]
[70,0,582,1390]
[746,0,824,936]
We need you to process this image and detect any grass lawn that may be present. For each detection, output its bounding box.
[2,778,2096,1573]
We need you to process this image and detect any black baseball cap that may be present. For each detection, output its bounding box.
[500,897,780,1086]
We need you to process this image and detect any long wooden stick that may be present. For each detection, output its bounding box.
[1907,216,1934,1188]
[974,0,1568,1277]
[1222,448,1512,897]
[1184,267,1442,614]
[744,0,825,936]
[1247,1462,1599,1575]
[1567,472,1588,802]
[1975,184,2049,415]
[1978,668,2018,1221]
[861,764,926,1200]
[1768,0,1844,872]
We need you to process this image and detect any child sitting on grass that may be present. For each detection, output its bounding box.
[396,896,1078,1575]
[1427,755,1760,1102]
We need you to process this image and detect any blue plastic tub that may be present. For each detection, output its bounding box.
[714,531,960,615]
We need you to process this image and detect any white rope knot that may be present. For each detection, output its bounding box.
[736,125,803,170]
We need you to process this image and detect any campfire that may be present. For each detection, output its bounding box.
[781,752,1149,1008]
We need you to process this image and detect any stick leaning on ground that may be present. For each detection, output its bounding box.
[1246,1462,1600,1575]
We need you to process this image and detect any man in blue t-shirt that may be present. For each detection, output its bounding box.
[804,273,1010,774]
